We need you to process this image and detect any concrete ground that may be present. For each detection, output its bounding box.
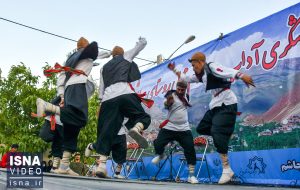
[0,170,296,190]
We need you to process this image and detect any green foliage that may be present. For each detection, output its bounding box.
[230,122,300,152]
[0,63,99,156]
[0,63,49,153]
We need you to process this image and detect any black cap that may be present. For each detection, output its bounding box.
[11,144,19,149]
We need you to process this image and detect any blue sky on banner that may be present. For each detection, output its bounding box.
[0,0,299,82]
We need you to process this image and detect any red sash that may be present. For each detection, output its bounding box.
[159,119,169,129]
[49,115,56,131]
[31,113,57,131]
[44,63,87,77]
[128,83,154,109]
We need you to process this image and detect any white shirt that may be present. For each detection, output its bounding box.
[164,93,190,131]
[56,58,94,97]
[99,38,147,102]
[180,62,239,110]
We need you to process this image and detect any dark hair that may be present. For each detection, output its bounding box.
[11,144,19,149]
[48,160,53,166]
[176,81,187,88]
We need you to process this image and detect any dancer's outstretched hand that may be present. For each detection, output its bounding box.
[166,95,174,106]
[241,74,255,88]
[59,97,64,107]
[139,36,146,41]
[168,62,181,78]
[138,36,147,45]
[168,62,175,70]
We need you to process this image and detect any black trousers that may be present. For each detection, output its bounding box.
[63,125,81,152]
[111,135,127,164]
[60,83,88,127]
[92,134,127,164]
[40,96,64,157]
[95,93,151,156]
[51,128,63,158]
[60,84,88,152]
[39,121,64,158]
[196,103,237,154]
[154,128,196,165]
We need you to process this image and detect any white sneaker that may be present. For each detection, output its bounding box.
[36,98,59,116]
[95,164,107,178]
[113,174,126,179]
[85,143,93,157]
[151,154,166,165]
[128,125,148,149]
[218,167,234,184]
[188,176,199,184]
[36,98,46,117]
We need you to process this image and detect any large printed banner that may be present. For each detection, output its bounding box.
[130,3,300,186]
